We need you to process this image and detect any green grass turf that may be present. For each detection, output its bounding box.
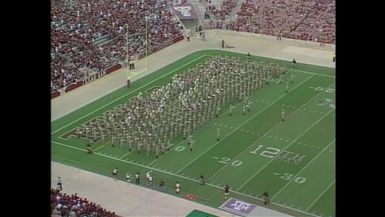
[186,209,218,217]
[52,50,335,217]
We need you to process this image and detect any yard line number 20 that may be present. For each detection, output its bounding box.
[174,146,242,166]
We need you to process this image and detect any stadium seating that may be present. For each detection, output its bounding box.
[205,0,335,44]
[51,0,335,97]
[51,0,184,94]
[51,188,117,217]
[206,0,238,20]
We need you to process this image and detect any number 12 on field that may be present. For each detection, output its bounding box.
[249,145,280,158]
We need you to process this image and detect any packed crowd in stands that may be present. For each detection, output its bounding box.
[51,188,117,217]
[173,0,189,4]
[204,0,335,44]
[206,0,238,20]
[51,0,183,92]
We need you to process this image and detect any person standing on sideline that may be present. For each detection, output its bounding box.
[222,39,225,48]
[86,144,93,155]
[57,177,62,191]
[159,178,166,191]
[135,172,140,185]
[112,167,118,181]
[263,190,270,205]
[126,172,131,183]
[146,171,151,184]
[148,174,154,188]
[224,184,230,199]
[200,175,205,185]
[175,181,181,194]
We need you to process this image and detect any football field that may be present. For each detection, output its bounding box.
[52,50,335,217]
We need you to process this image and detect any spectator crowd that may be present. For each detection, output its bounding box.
[51,188,117,217]
[51,0,184,92]
[204,0,335,44]
[206,0,239,20]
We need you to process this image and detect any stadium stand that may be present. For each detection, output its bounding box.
[204,0,335,44]
[51,0,334,98]
[51,188,118,217]
[206,0,238,20]
[51,0,184,96]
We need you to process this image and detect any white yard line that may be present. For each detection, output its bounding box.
[52,55,207,134]
[146,140,184,166]
[271,139,335,200]
[119,151,132,159]
[94,144,106,152]
[52,140,318,217]
[294,69,335,78]
[207,82,335,181]
[175,75,315,174]
[306,180,335,211]
[236,109,334,191]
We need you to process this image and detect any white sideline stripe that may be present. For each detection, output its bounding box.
[52,141,200,180]
[52,140,319,217]
[52,55,207,134]
[207,82,333,182]
[306,180,335,211]
[271,139,335,200]
[175,75,315,174]
[237,108,335,191]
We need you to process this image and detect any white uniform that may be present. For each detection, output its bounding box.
[112,168,118,181]
[126,173,131,182]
